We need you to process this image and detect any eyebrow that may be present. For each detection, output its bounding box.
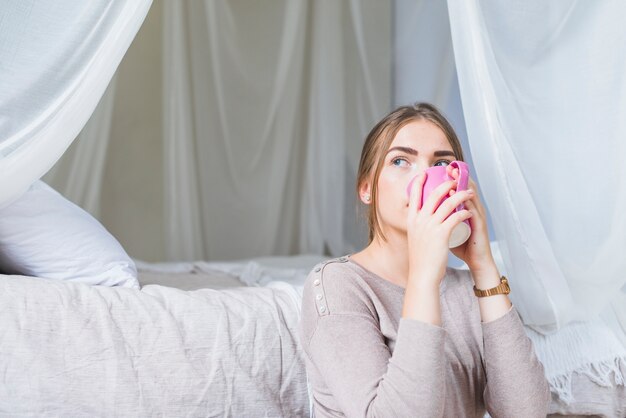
[386,146,456,158]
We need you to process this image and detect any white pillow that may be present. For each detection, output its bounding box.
[0,181,139,288]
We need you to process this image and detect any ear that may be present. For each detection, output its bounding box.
[359,181,372,205]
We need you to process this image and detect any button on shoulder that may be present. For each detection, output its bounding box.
[307,256,358,317]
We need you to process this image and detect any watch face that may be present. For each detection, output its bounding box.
[500,277,510,292]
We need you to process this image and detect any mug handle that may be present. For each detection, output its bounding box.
[449,161,469,210]
[449,161,468,191]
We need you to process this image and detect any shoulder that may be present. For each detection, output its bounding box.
[300,257,377,349]
[300,256,378,338]
[302,256,375,316]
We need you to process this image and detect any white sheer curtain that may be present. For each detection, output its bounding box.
[0,0,152,209]
[448,0,626,401]
[43,77,118,218]
[448,0,626,332]
[163,0,390,261]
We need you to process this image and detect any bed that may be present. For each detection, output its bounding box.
[1,255,624,417]
[0,255,325,417]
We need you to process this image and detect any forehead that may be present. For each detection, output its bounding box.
[389,120,451,151]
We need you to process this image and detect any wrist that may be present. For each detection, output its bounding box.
[469,262,501,288]
[466,256,498,275]
[402,280,442,325]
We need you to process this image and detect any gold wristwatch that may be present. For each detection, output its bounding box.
[473,276,510,297]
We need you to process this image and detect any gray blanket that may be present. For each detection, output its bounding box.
[0,274,309,417]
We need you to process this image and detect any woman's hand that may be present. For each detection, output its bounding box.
[447,165,495,271]
[407,171,474,286]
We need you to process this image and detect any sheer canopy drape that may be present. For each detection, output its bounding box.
[447,0,626,402]
[0,0,152,208]
[163,0,390,261]
[43,77,118,218]
[447,0,626,334]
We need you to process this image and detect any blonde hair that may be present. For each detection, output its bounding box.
[356,103,465,243]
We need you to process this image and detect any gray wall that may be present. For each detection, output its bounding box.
[101,0,165,261]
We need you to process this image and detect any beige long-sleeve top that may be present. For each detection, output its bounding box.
[299,256,551,418]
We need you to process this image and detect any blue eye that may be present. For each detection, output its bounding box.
[434,159,451,167]
[392,157,410,167]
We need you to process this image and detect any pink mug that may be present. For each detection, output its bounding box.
[406,160,471,248]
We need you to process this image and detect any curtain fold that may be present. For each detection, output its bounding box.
[43,77,118,218]
[163,0,309,261]
[448,0,626,403]
[0,0,152,208]
[447,0,626,334]
[163,0,390,261]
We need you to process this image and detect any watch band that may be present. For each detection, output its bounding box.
[473,276,510,297]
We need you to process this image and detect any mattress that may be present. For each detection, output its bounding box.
[0,254,325,417]
[2,252,623,417]
[138,269,245,290]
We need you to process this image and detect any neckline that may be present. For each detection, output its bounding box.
[345,255,406,293]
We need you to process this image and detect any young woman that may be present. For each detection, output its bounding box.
[299,103,551,417]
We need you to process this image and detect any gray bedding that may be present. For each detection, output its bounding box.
[0,273,310,417]
[3,263,620,417]
[138,269,246,290]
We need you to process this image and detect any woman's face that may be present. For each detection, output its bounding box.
[370,119,456,237]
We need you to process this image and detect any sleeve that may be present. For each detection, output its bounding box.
[306,313,448,418]
[481,305,552,418]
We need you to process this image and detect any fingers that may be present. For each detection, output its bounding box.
[434,188,474,223]
[421,179,457,215]
[449,168,459,197]
[446,164,459,180]
[442,208,473,232]
[463,178,485,216]
[463,193,485,218]
[468,179,476,190]
[450,176,480,207]
[408,171,427,212]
